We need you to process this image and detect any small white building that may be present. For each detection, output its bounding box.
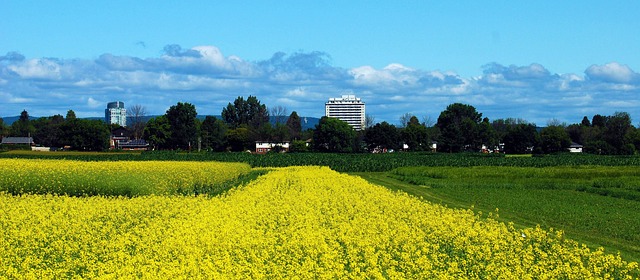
[568,142,583,153]
[255,141,290,154]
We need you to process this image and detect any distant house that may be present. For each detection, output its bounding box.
[255,141,290,154]
[109,127,149,150]
[568,142,584,153]
[1,137,35,146]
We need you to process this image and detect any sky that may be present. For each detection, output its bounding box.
[1,1,640,126]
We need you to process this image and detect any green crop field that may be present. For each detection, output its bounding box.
[353,166,640,263]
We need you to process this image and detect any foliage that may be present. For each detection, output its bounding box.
[9,109,35,137]
[60,118,111,151]
[0,159,251,196]
[143,116,171,150]
[401,116,431,151]
[32,115,65,147]
[540,125,571,153]
[225,127,251,152]
[0,166,637,278]
[436,103,483,152]
[365,121,400,152]
[503,123,539,154]
[165,102,198,150]
[0,117,7,137]
[289,140,310,153]
[387,165,640,261]
[200,116,227,152]
[221,95,269,129]
[286,111,302,140]
[312,117,358,153]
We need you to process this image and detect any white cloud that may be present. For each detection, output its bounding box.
[585,62,640,84]
[87,97,101,108]
[8,58,62,80]
[1,47,640,125]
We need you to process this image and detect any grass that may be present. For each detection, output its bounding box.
[352,166,640,263]
[190,169,270,196]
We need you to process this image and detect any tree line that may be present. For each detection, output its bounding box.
[1,98,639,155]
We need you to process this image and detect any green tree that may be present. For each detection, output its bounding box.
[0,118,6,137]
[200,116,228,152]
[503,123,539,154]
[66,110,76,120]
[60,119,110,151]
[271,123,290,143]
[436,103,482,152]
[365,121,400,152]
[478,117,498,151]
[289,140,310,153]
[10,110,35,137]
[591,114,607,128]
[286,111,302,140]
[143,116,171,150]
[225,127,251,152]
[221,96,269,129]
[312,117,357,153]
[580,116,591,127]
[166,102,198,150]
[32,115,65,147]
[401,116,430,151]
[540,125,571,153]
[604,112,633,154]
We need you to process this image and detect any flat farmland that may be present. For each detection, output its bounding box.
[354,165,640,263]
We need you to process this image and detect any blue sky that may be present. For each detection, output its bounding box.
[2,1,640,125]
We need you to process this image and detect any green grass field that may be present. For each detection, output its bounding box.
[353,166,640,263]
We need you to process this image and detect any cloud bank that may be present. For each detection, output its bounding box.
[1,45,639,125]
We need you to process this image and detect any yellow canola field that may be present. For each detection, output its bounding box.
[0,166,638,279]
[0,159,251,196]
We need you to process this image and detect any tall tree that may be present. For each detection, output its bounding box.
[127,104,147,140]
[66,110,76,120]
[270,105,288,125]
[225,127,251,152]
[286,111,302,140]
[502,123,539,154]
[0,118,6,137]
[580,116,591,127]
[271,123,290,143]
[436,103,483,152]
[166,102,198,150]
[364,114,376,129]
[540,125,571,153]
[478,117,498,150]
[604,112,634,154]
[365,121,400,152]
[200,116,228,152]
[398,113,413,128]
[591,114,607,127]
[60,118,110,151]
[143,116,171,150]
[401,116,430,151]
[312,117,357,153]
[221,96,269,129]
[32,115,65,147]
[10,110,35,137]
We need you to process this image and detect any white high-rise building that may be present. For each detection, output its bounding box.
[105,101,127,127]
[325,95,365,131]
